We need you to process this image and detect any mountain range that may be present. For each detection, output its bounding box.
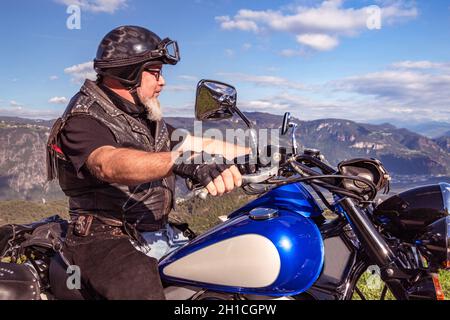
[0,113,449,201]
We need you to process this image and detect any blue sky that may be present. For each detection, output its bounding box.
[0,0,449,125]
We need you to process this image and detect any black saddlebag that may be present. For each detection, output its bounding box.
[0,262,40,300]
[0,216,69,300]
[0,215,68,260]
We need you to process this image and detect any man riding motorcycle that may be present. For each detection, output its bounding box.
[46,25,248,300]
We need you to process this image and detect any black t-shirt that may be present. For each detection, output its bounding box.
[60,85,178,178]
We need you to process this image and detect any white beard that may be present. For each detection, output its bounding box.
[137,89,162,121]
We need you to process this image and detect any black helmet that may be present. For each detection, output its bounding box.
[94,25,180,88]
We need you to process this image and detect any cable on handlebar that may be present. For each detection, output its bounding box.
[234,153,377,203]
[266,157,378,204]
[291,158,377,199]
[293,154,337,175]
[267,175,368,202]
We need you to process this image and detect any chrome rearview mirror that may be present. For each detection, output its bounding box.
[194,79,258,162]
[281,112,299,154]
[281,112,291,135]
[195,80,236,121]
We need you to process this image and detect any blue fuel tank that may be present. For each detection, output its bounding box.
[159,183,324,296]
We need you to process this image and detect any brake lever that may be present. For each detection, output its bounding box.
[241,166,279,184]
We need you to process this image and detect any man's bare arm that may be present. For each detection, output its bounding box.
[86,146,180,186]
[176,135,250,160]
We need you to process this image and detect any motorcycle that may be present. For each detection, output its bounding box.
[0,79,449,300]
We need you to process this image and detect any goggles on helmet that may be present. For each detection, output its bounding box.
[150,38,180,65]
[94,37,180,69]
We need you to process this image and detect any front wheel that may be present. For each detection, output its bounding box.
[351,265,447,300]
[351,265,395,300]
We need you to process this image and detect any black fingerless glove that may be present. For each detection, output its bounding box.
[172,151,232,188]
[233,154,257,175]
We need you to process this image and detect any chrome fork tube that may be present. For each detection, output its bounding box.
[340,198,395,267]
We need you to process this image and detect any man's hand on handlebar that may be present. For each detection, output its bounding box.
[172,151,242,196]
[205,165,242,196]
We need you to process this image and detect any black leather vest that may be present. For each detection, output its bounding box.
[47,80,175,231]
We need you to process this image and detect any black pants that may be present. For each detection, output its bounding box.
[63,223,165,300]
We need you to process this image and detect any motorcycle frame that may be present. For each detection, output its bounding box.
[303,214,378,300]
[301,195,436,300]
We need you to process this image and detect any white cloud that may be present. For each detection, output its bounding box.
[49,75,59,81]
[221,60,450,123]
[216,0,417,51]
[178,75,198,82]
[279,49,303,57]
[266,66,281,72]
[49,97,68,104]
[218,72,306,90]
[64,61,96,84]
[334,70,450,102]
[0,101,62,119]
[242,43,252,51]
[165,84,192,92]
[237,90,441,124]
[389,107,414,114]
[9,100,23,108]
[237,92,355,120]
[391,60,449,70]
[296,33,339,51]
[0,107,62,119]
[56,0,128,14]
[330,61,450,121]
[163,104,195,118]
[239,99,292,112]
[215,15,259,32]
[225,49,235,57]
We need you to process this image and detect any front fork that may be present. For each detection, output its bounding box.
[338,198,422,300]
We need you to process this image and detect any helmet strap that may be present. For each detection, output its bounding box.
[128,71,145,107]
[129,87,144,107]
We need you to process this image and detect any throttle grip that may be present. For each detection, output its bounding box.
[194,188,209,200]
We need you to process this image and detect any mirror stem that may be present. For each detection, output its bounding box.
[231,106,259,164]
[291,123,299,154]
[232,106,252,129]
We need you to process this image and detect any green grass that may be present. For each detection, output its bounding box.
[172,189,256,234]
[439,269,450,298]
[353,269,450,300]
[353,270,395,300]
[0,199,69,225]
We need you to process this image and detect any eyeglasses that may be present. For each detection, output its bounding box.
[144,68,163,81]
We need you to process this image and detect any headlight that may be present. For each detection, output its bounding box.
[374,182,450,242]
[418,215,450,270]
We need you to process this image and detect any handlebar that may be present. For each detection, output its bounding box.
[190,165,280,199]
[188,149,378,204]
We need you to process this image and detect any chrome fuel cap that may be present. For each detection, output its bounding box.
[249,208,278,220]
